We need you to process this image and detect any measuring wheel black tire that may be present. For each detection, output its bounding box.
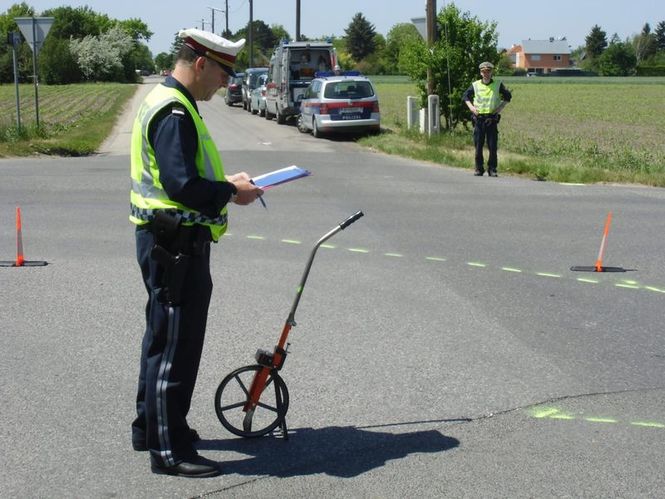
[214,364,289,438]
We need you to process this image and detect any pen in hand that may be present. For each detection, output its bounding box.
[249,179,267,209]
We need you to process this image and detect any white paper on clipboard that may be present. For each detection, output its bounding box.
[251,165,311,190]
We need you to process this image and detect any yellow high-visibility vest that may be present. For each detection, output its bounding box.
[130,84,228,241]
[472,79,502,114]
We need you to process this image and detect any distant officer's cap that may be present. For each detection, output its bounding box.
[479,61,494,70]
[179,28,245,76]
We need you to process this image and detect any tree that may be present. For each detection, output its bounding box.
[0,2,35,83]
[597,39,636,76]
[232,19,279,68]
[115,18,152,43]
[154,52,173,72]
[400,3,499,130]
[356,33,387,74]
[270,24,290,44]
[633,22,658,63]
[40,37,81,83]
[344,12,376,62]
[42,5,111,39]
[69,25,133,81]
[385,23,422,75]
[495,51,513,76]
[655,21,665,51]
[585,25,607,59]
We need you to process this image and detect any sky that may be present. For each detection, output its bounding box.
[18,0,665,55]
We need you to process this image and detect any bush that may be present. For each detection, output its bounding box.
[636,65,665,76]
[40,38,83,84]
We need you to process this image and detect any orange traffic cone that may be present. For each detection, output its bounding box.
[15,206,25,267]
[571,211,626,273]
[0,207,48,267]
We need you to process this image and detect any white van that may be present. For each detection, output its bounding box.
[264,40,336,124]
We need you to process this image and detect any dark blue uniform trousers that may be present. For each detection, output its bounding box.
[131,227,212,467]
[473,117,499,174]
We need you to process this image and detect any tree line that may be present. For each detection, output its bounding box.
[576,21,665,76]
[0,3,423,85]
[1,2,153,84]
[2,2,663,131]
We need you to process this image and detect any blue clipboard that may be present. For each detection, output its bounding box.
[251,165,311,190]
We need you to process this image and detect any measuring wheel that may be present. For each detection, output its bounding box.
[214,364,289,438]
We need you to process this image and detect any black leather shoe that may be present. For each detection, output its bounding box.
[488,171,498,177]
[151,455,222,478]
[474,171,484,176]
[133,428,201,452]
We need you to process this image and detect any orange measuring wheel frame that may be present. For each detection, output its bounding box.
[214,211,364,438]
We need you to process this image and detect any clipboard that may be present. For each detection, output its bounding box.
[251,165,311,190]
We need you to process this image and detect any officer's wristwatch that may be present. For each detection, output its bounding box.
[230,184,238,203]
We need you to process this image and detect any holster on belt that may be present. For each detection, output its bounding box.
[149,211,191,306]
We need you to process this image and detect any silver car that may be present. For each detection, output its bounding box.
[249,73,268,117]
[297,73,380,137]
[242,67,268,111]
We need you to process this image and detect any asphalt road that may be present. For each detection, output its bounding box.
[1,79,664,498]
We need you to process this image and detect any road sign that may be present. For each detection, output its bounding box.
[14,17,55,127]
[14,17,54,54]
[7,31,21,49]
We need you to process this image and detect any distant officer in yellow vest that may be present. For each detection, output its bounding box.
[129,28,263,478]
[463,61,512,177]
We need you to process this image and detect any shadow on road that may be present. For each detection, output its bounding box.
[198,425,460,478]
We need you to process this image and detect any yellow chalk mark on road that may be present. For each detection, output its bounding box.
[531,407,559,419]
[631,421,665,428]
[615,283,639,289]
[235,236,665,295]
[550,413,575,420]
[585,417,618,424]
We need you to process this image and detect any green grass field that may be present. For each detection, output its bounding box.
[0,82,136,156]
[368,76,665,186]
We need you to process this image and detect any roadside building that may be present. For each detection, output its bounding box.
[508,38,572,75]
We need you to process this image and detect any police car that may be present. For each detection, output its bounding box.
[297,72,380,138]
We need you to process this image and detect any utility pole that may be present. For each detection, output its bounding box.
[248,0,253,67]
[225,0,229,36]
[208,6,225,35]
[426,0,437,96]
[296,0,301,41]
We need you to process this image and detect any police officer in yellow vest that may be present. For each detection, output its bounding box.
[129,28,263,478]
[463,61,512,177]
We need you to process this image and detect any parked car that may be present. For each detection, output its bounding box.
[249,73,268,116]
[224,73,244,106]
[297,72,380,137]
[242,67,268,111]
